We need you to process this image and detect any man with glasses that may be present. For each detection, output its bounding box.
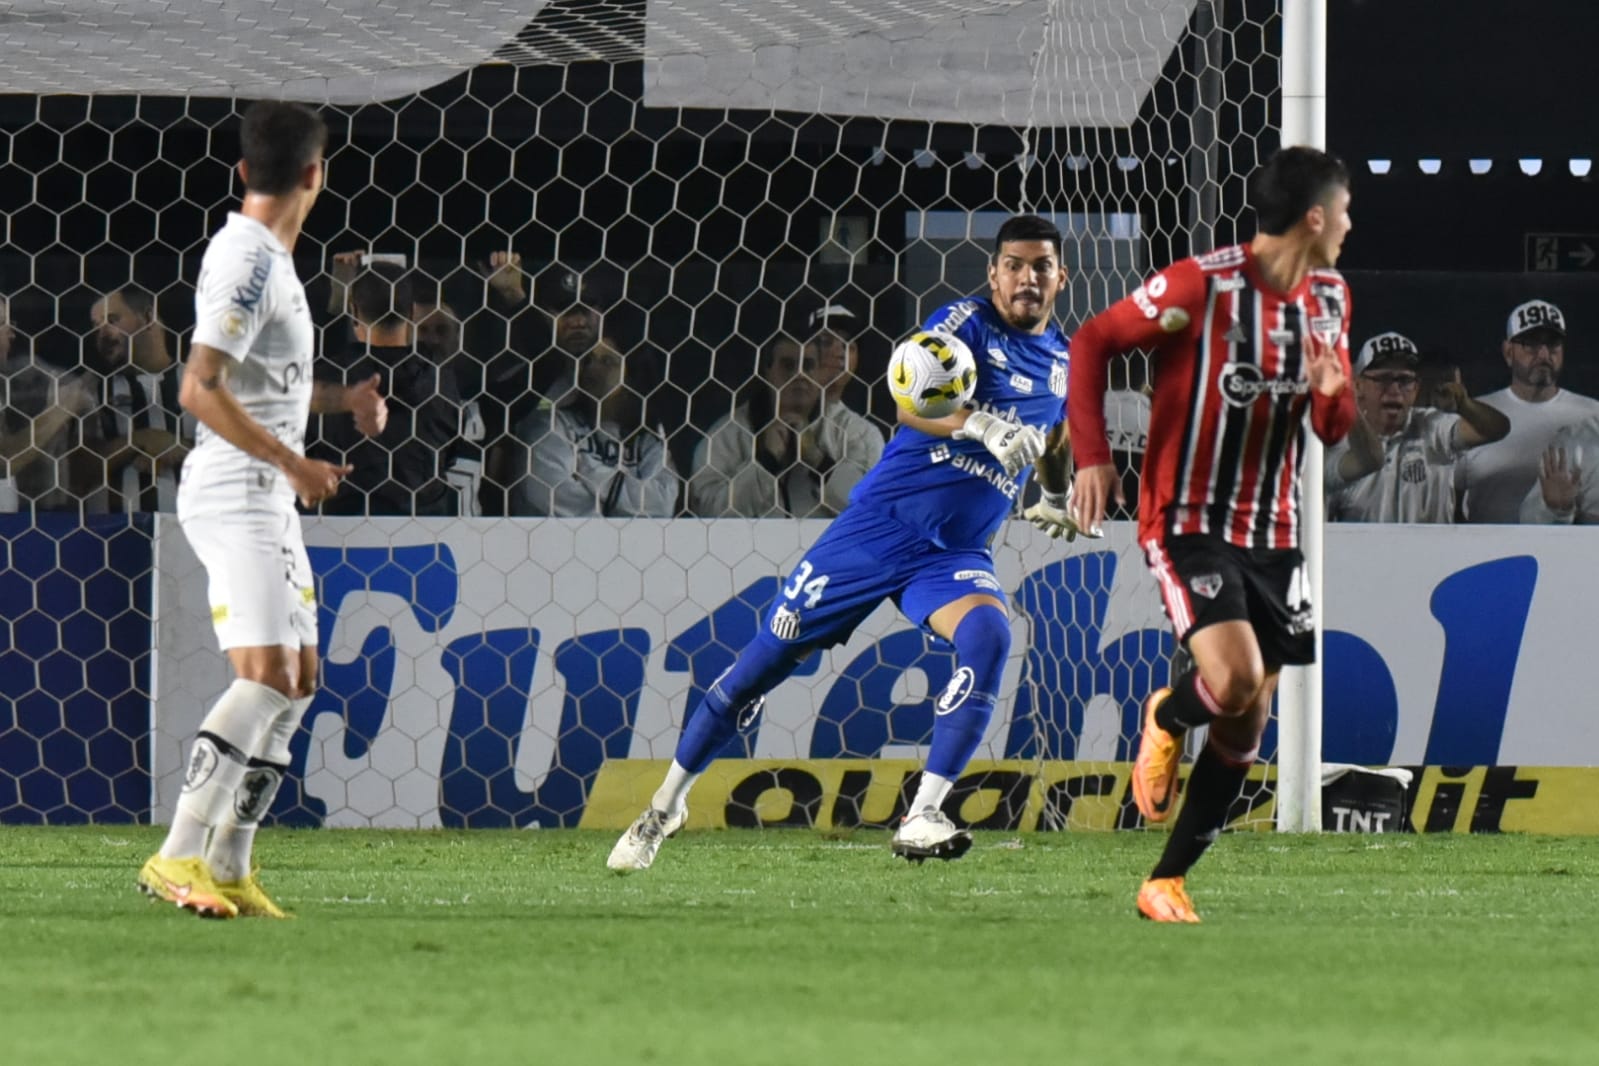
[1326,332,1507,522]
[1457,300,1599,522]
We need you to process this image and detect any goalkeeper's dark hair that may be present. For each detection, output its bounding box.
[1250,147,1350,236]
[349,262,413,330]
[993,214,1063,260]
[239,100,328,196]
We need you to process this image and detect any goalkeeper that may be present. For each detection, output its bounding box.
[610,214,1090,871]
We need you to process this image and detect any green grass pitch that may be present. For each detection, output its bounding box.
[0,827,1593,1066]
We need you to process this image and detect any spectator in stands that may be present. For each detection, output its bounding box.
[806,296,871,413]
[480,265,613,512]
[307,263,462,515]
[1456,299,1599,522]
[1519,415,1599,523]
[410,278,488,516]
[85,285,190,512]
[689,330,883,517]
[508,337,678,517]
[804,294,886,449]
[1326,331,1508,523]
[0,294,95,511]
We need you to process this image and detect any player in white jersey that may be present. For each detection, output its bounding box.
[1456,300,1599,522]
[1326,332,1508,523]
[138,101,387,919]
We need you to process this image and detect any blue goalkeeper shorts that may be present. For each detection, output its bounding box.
[760,505,1007,650]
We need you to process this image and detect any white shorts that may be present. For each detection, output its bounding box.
[181,509,317,651]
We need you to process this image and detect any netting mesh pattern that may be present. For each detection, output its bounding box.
[0,0,1279,826]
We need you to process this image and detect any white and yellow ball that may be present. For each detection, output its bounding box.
[887,331,978,419]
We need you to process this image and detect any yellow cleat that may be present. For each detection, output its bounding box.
[1137,876,1201,923]
[217,871,291,919]
[1132,687,1183,823]
[137,854,238,920]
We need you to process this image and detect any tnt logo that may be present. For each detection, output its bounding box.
[1328,805,1394,832]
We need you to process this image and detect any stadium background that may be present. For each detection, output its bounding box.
[2,0,1598,830]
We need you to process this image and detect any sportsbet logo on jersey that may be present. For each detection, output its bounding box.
[1218,362,1309,406]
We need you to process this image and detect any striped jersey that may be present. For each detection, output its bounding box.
[1069,243,1356,550]
[849,297,1069,549]
[101,365,187,513]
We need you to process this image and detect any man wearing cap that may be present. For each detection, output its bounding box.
[1456,299,1599,522]
[806,299,868,409]
[1326,331,1507,522]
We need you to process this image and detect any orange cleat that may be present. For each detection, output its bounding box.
[1132,688,1183,823]
[1136,876,1201,923]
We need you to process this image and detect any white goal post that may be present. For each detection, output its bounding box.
[1275,0,1329,832]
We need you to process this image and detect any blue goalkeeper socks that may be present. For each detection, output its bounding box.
[925,606,1008,779]
[673,634,804,774]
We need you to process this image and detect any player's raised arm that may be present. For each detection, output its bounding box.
[895,404,1045,478]
[180,343,349,506]
[1068,260,1204,530]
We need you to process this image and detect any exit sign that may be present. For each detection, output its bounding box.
[1526,233,1599,272]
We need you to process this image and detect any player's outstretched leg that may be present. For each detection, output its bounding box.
[1136,734,1255,923]
[608,634,804,872]
[138,680,287,918]
[893,605,1007,863]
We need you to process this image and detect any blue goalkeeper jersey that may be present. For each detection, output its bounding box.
[848,297,1070,549]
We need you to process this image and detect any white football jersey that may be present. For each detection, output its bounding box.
[1326,407,1463,523]
[179,212,314,517]
[1455,387,1599,523]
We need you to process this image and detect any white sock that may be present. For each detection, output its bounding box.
[207,694,308,883]
[910,772,954,815]
[161,734,248,859]
[159,680,287,860]
[651,760,699,817]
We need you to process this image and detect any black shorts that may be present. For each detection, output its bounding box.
[1144,534,1314,668]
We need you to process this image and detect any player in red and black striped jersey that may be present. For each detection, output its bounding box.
[1067,147,1357,922]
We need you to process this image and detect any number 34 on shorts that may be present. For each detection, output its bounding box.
[781,561,830,608]
[767,560,831,642]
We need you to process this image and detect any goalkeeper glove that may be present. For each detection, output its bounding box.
[1023,488,1102,541]
[955,410,1046,477]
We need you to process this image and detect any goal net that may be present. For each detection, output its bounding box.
[0,0,1280,831]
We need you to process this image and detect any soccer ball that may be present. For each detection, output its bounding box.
[887,331,978,418]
